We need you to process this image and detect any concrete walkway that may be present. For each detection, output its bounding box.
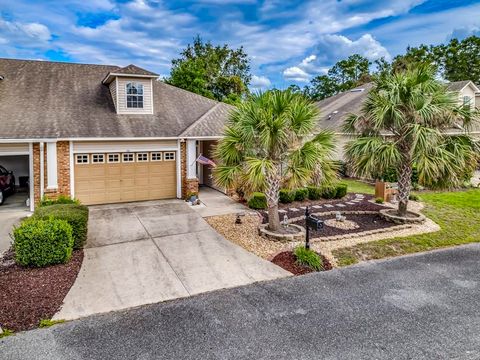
[191,186,248,217]
[54,200,289,320]
[4,244,480,359]
[0,193,30,255]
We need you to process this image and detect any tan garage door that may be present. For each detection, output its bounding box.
[74,151,176,205]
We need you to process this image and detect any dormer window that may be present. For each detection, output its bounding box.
[126,82,144,108]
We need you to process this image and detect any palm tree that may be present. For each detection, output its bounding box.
[214,90,337,232]
[344,65,479,217]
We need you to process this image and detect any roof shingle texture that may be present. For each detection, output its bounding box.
[0,59,226,139]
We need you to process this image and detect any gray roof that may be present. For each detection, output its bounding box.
[180,102,234,137]
[0,58,229,139]
[114,64,159,76]
[316,82,480,134]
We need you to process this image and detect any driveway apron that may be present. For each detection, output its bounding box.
[54,200,289,320]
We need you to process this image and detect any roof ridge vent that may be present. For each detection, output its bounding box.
[350,88,364,92]
[0,75,4,80]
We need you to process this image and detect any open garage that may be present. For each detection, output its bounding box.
[0,143,32,209]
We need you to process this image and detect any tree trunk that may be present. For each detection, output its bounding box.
[265,166,281,232]
[397,160,412,217]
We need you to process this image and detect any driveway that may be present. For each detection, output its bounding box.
[54,200,289,320]
[4,244,480,359]
[0,193,30,255]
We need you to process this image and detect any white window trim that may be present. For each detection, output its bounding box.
[75,154,89,165]
[136,152,149,162]
[122,153,135,163]
[107,153,120,163]
[164,152,176,161]
[46,142,58,189]
[150,152,162,161]
[92,153,105,164]
[126,82,144,109]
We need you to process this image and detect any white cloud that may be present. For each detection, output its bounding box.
[250,75,271,89]
[283,66,310,82]
[0,18,51,45]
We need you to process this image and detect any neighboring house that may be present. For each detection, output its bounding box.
[316,80,480,160]
[0,58,231,210]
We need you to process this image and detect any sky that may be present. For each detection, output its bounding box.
[1,0,480,90]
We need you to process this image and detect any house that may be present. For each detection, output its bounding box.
[0,58,231,211]
[316,80,480,160]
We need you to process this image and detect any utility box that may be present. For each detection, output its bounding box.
[375,180,398,202]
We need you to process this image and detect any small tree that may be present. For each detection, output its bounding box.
[214,90,337,232]
[344,65,479,216]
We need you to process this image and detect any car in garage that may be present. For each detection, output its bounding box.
[0,165,16,205]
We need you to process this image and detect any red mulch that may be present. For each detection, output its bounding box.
[0,249,84,332]
[271,251,333,276]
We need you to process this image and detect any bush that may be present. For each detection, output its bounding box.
[375,197,384,204]
[34,204,89,249]
[13,218,73,267]
[334,183,348,199]
[307,186,322,200]
[247,192,267,209]
[279,189,295,203]
[294,188,309,202]
[321,186,337,199]
[39,195,80,207]
[409,194,419,201]
[294,246,323,271]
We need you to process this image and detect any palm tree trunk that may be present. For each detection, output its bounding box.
[265,166,281,232]
[397,160,412,217]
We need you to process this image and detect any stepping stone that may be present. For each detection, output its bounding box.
[324,204,334,208]
[345,202,355,205]
[352,200,361,202]
[336,203,346,207]
[312,205,322,209]
[355,194,364,197]
[289,208,300,212]
[300,206,307,210]
[278,209,287,214]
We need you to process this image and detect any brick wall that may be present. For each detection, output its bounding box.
[32,141,71,206]
[180,141,199,198]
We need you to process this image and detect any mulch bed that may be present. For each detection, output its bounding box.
[271,251,333,276]
[293,213,396,239]
[0,249,84,332]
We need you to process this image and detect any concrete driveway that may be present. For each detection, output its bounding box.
[54,200,289,320]
[0,193,30,255]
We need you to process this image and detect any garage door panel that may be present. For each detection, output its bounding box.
[75,151,177,205]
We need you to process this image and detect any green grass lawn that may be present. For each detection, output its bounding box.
[342,178,375,195]
[332,189,480,266]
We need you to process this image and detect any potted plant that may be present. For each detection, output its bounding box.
[186,192,198,204]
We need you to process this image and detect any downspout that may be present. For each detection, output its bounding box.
[40,142,45,199]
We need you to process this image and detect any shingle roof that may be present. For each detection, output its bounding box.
[180,102,234,137]
[115,64,158,76]
[446,80,472,92]
[0,58,226,139]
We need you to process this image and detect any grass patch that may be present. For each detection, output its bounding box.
[0,328,14,338]
[333,189,480,266]
[341,179,375,195]
[39,319,65,328]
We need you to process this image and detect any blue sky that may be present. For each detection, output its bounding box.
[1,0,480,89]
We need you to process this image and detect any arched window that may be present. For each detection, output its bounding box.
[126,82,144,108]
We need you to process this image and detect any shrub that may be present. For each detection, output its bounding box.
[409,194,419,201]
[279,189,295,203]
[39,195,80,207]
[294,246,323,271]
[307,186,322,200]
[247,192,267,209]
[294,188,309,202]
[13,218,73,267]
[34,204,89,249]
[321,186,337,199]
[375,197,384,204]
[334,183,348,199]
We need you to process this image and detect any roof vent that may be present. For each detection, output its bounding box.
[0,75,4,81]
[350,88,364,92]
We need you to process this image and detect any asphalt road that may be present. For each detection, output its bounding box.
[2,244,480,360]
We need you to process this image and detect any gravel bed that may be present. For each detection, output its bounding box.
[0,249,84,332]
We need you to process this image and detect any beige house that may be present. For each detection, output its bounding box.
[316,80,480,160]
[0,59,231,210]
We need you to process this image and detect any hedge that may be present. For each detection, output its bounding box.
[34,204,89,249]
[39,195,80,207]
[307,186,322,200]
[294,188,309,201]
[13,218,74,267]
[334,183,348,199]
[279,189,295,203]
[320,186,337,199]
[247,192,267,209]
